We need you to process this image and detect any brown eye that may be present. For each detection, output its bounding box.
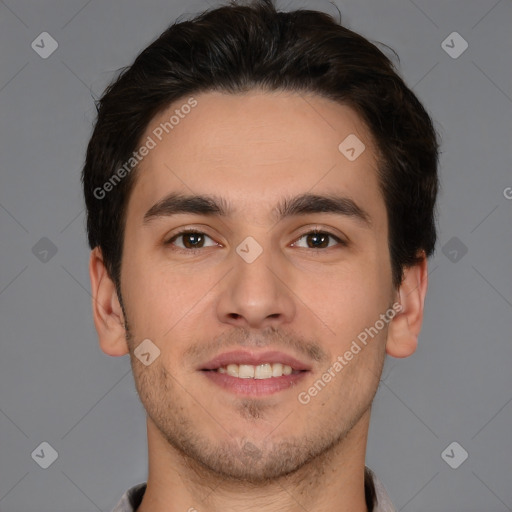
[166,230,217,251]
[292,230,346,249]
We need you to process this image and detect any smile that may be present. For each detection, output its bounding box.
[211,363,300,379]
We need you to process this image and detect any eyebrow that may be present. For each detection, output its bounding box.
[143,191,372,228]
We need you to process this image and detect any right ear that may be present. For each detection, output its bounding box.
[89,247,129,356]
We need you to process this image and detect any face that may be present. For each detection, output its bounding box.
[119,90,397,482]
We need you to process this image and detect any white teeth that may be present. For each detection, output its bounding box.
[226,364,239,377]
[254,363,272,379]
[238,364,255,378]
[216,363,295,379]
[272,363,283,377]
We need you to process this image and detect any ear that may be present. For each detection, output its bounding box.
[386,252,428,358]
[89,247,129,357]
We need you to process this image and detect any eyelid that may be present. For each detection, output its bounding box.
[292,225,348,244]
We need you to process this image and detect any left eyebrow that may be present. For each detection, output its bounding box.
[143,191,372,228]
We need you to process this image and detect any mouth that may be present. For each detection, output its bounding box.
[199,350,311,396]
[203,362,304,379]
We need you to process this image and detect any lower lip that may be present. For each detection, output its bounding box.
[201,370,309,396]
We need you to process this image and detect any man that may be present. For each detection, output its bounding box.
[82,1,439,511]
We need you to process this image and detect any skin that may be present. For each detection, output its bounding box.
[89,90,428,512]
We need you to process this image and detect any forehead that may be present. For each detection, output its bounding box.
[127,90,384,226]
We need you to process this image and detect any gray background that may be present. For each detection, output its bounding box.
[0,0,511,511]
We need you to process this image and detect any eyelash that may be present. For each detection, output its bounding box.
[164,227,347,253]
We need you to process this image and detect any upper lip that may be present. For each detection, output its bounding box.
[199,350,312,371]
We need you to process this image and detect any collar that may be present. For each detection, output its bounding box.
[111,466,396,512]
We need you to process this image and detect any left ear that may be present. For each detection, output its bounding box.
[386,251,429,358]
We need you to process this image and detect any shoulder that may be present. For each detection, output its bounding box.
[110,482,147,512]
[368,468,396,512]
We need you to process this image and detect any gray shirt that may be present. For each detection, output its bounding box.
[111,466,396,512]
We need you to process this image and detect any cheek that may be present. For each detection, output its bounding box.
[303,253,391,352]
[122,250,220,344]
[121,252,177,333]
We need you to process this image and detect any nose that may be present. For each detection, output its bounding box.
[215,239,296,330]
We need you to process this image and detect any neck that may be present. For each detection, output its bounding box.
[137,410,373,512]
